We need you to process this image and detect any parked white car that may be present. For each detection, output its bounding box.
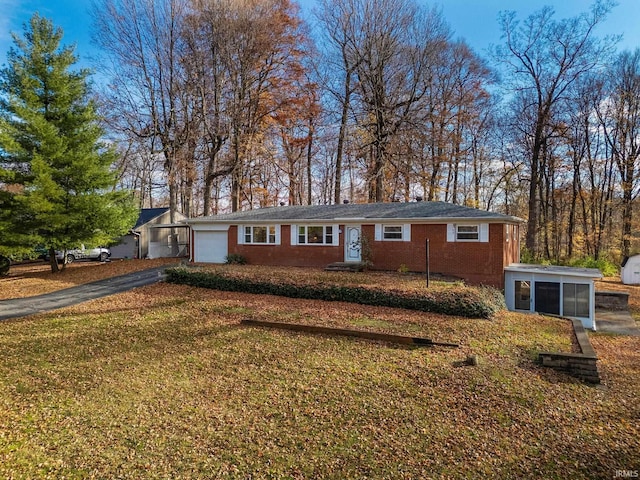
[55,245,111,263]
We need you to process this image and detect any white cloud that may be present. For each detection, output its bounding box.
[0,0,29,63]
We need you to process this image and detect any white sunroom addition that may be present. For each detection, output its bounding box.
[504,264,603,330]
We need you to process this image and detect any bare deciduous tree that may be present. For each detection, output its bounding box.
[598,49,640,257]
[92,0,193,225]
[494,0,616,257]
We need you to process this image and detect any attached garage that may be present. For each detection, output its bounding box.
[192,226,229,264]
[504,264,602,330]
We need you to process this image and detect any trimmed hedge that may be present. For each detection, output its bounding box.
[166,267,505,319]
[225,254,247,265]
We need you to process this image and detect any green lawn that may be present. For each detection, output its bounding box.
[0,281,638,479]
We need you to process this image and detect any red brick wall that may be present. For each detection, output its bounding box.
[503,224,520,268]
[227,222,519,287]
[229,225,344,267]
[367,224,510,287]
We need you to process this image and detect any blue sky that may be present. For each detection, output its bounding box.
[1,0,639,70]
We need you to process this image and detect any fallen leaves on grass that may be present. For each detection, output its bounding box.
[1,281,636,479]
[192,263,453,291]
[0,258,178,300]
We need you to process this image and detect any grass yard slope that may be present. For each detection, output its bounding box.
[0,263,638,478]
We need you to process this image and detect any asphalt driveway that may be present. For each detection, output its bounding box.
[0,265,170,321]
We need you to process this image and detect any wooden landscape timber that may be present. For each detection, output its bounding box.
[241,319,459,348]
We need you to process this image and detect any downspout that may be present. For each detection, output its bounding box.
[189,226,194,262]
[132,231,141,259]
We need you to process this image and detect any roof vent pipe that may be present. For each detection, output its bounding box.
[416,196,423,202]
[343,199,349,204]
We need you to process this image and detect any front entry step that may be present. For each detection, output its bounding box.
[324,262,366,272]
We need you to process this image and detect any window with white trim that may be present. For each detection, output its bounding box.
[447,223,489,242]
[374,224,411,242]
[244,225,277,244]
[457,225,479,241]
[383,225,403,240]
[298,225,334,245]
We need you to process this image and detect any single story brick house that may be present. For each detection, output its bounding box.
[185,201,523,287]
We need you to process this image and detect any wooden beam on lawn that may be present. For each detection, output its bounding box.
[240,319,459,348]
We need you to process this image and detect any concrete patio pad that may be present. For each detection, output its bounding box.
[595,309,640,336]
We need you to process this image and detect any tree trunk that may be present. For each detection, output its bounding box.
[307,128,313,206]
[334,69,351,205]
[202,141,223,216]
[525,120,545,258]
[621,177,634,257]
[568,153,581,258]
[48,247,60,273]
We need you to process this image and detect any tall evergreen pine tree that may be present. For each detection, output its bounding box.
[0,14,136,272]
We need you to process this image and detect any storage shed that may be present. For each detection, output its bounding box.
[504,264,602,330]
[621,255,640,285]
[110,208,189,259]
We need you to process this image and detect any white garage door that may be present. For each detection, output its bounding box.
[195,231,228,263]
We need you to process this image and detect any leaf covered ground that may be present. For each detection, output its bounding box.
[0,262,638,478]
[597,277,640,324]
[0,258,178,300]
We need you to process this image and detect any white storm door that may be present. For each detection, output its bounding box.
[344,225,362,262]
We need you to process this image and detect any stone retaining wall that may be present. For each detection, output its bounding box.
[595,290,629,311]
[538,318,600,384]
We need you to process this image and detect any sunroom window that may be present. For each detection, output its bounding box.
[563,283,590,317]
[514,280,531,310]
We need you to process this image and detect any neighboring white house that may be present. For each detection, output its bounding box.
[504,264,602,330]
[110,208,189,259]
[621,255,640,285]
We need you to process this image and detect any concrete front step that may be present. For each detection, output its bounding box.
[324,262,366,272]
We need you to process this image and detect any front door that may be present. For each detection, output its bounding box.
[344,225,362,262]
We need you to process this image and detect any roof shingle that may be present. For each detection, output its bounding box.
[187,202,522,223]
[133,208,170,229]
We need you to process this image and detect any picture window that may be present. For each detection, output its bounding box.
[244,225,276,244]
[298,225,334,245]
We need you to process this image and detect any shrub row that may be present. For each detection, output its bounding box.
[165,267,505,319]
